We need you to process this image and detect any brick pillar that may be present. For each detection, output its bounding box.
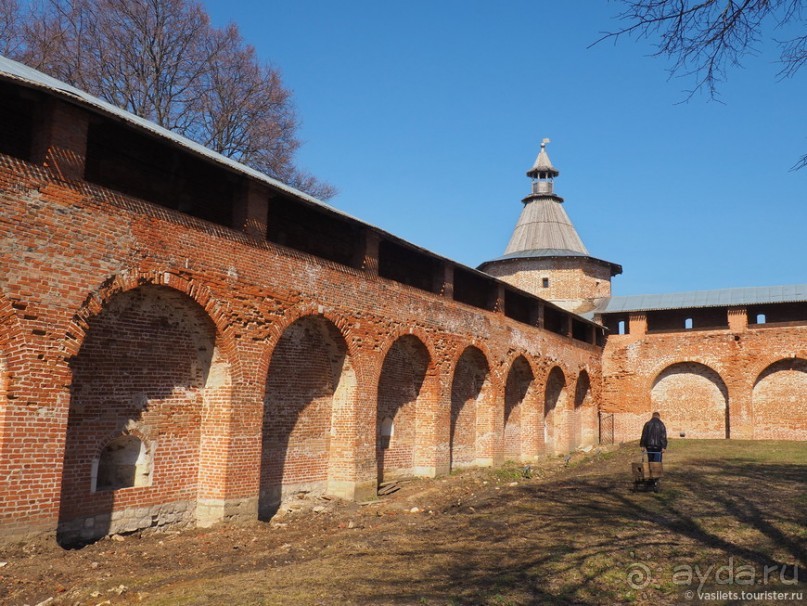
[232,182,270,239]
[357,231,380,275]
[435,263,453,297]
[490,283,505,313]
[629,312,647,336]
[728,307,748,332]
[31,99,88,181]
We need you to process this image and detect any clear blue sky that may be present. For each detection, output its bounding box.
[204,1,806,296]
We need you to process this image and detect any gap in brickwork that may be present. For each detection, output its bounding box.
[453,268,495,311]
[0,81,36,161]
[378,239,440,293]
[748,302,807,325]
[544,306,567,336]
[84,121,235,227]
[266,196,362,267]
[504,289,533,324]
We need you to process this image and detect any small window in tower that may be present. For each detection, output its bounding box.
[618,320,626,335]
[542,278,550,288]
[756,313,766,325]
[684,318,693,330]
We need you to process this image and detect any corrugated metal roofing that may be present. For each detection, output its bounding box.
[0,54,357,220]
[597,284,807,313]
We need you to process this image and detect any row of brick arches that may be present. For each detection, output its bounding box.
[51,284,597,545]
[650,360,807,439]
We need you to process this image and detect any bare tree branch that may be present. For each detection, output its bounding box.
[594,0,806,167]
[0,0,335,199]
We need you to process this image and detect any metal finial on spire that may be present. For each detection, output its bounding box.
[527,138,559,179]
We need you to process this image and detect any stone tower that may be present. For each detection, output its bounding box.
[479,139,621,314]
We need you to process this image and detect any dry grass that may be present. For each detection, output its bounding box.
[2,440,805,605]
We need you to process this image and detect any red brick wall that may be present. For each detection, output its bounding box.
[484,257,613,313]
[601,322,807,443]
[0,149,601,543]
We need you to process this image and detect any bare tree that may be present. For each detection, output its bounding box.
[595,0,807,169]
[5,0,335,199]
[0,0,24,56]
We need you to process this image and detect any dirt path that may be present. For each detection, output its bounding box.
[2,441,805,605]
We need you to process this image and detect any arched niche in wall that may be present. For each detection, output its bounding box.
[572,371,596,449]
[94,433,152,492]
[260,314,356,520]
[752,358,807,440]
[59,284,222,547]
[650,362,729,439]
[376,334,430,483]
[544,367,568,455]
[503,355,535,462]
[450,346,491,470]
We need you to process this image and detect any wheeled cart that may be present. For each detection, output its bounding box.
[631,451,663,492]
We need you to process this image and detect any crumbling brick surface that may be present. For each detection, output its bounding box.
[0,153,599,543]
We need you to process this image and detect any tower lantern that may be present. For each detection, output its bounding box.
[528,138,559,197]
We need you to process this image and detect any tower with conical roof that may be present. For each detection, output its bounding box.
[479,139,621,314]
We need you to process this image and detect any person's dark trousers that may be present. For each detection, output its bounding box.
[646,448,662,462]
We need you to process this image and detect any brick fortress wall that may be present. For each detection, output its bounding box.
[0,91,603,545]
[599,310,807,444]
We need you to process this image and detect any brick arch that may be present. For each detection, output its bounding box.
[259,313,358,519]
[449,344,495,470]
[503,354,539,462]
[544,366,569,455]
[63,270,238,375]
[58,280,233,546]
[752,358,807,440]
[375,333,436,482]
[651,362,729,439]
[258,304,367,390]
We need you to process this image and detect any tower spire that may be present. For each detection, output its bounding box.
[526,138,559,197]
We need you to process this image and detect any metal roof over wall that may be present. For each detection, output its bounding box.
[596,284,807,314]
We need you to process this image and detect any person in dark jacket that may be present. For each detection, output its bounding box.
[640,412,668,462]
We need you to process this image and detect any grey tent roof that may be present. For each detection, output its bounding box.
[504,195,589,255]
[595,284,807,314]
